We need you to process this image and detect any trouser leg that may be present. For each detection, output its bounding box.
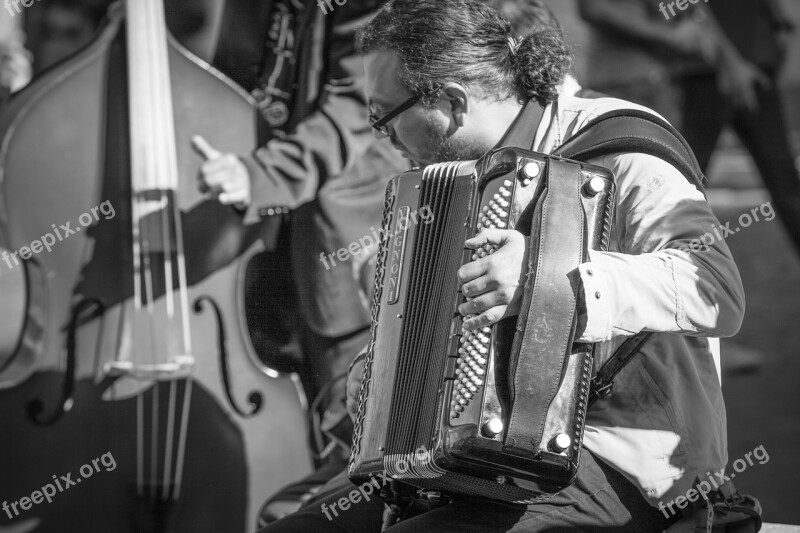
[731,78,800,255]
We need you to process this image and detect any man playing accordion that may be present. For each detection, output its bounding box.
[259,0,748,531]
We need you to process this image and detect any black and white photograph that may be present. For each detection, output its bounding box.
[0,0,798,531]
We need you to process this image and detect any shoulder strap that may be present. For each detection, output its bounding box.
[548,108,706,405]
[553,108,706,190]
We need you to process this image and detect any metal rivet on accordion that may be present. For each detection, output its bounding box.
[584,176,606,197]
[482,418,504,438]
[522,162,540,180]
[550,433,572,453]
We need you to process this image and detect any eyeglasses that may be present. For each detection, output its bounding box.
[368,93,423,137]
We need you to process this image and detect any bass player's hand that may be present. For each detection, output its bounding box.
[192,135,252,209]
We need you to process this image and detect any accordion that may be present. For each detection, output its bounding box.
[349,147,615,503]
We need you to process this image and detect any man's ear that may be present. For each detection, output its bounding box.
[440,83,470,129]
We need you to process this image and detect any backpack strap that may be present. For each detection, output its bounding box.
[548,108,706,406]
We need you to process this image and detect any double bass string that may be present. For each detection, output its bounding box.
[126,0,195,504]
[170,186,194,501]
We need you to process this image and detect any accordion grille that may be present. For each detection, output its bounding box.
[350,179,396,465]
[384,164,474,457]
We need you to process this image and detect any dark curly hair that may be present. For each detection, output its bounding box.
[356,0,573,107]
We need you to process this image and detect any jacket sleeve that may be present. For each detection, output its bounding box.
[576,152,745,342]
[239,90,371,223]
[237,0,384,224]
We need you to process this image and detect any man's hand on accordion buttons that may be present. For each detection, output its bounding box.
[458,229,529,331]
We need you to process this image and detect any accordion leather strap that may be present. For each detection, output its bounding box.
[498,99,545,150]
[503,157,586,457]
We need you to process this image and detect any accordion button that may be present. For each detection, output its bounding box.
[482,418,504,437]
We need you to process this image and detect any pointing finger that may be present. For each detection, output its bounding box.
[191,135,222,161]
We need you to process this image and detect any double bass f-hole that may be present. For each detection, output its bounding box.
[27,297,105,426]
[0,0,313,527]
[194,296,263,418]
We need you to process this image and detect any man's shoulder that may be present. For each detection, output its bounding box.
[554,93,702,196]
[557,93,670,141]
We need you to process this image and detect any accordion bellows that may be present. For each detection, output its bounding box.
[350,148,614,503]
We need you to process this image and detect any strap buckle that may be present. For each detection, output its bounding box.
[588,380,613,406]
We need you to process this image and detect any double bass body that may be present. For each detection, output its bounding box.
[0,3,311,531]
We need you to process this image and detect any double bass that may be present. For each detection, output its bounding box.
[0,1,311,531]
